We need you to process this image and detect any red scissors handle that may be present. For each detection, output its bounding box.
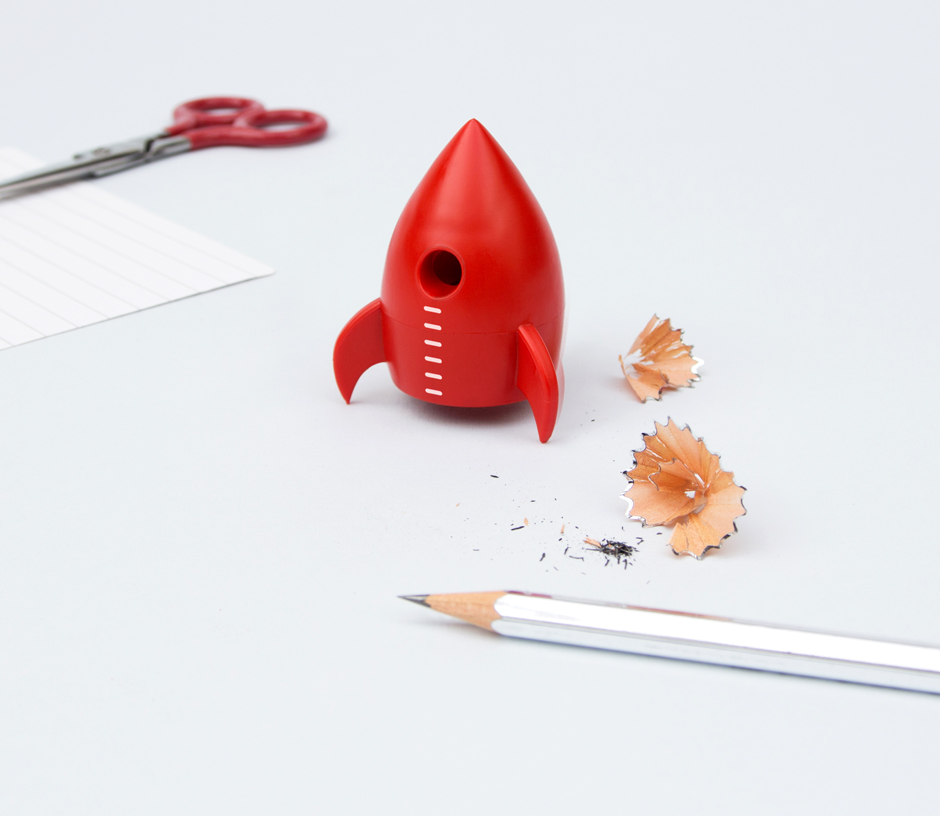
[165,96,328,149]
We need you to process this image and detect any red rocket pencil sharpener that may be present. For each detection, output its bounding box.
[333,120,565,442]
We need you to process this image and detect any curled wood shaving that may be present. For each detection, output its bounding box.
[624,419,746,559]
[620,315,703,402]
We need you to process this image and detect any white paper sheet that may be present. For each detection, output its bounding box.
[0,147,274,350]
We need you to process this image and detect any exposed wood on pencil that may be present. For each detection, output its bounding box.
[422,591,507,630]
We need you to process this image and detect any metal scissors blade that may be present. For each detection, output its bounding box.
[0,96,327,199]
[0,133,189,198]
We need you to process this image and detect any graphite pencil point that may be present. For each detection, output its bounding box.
[399,595,430,607]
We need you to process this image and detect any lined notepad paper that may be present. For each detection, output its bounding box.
[0,147,274,350]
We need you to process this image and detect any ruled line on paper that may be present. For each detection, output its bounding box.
[0,208,173,307]
[70,189,264,280]
[37,195,230,288]
[14,196,211,293]
[0,146,274,350]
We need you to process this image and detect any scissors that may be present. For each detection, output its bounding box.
[0,96,328,197]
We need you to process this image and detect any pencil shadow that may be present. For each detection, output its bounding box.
[410,619,496,643]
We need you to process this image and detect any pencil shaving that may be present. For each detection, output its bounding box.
[623,419,745,559]
[619,315,702,402]
[584,537,639,568]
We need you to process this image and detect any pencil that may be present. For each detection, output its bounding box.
[401,591,940,695]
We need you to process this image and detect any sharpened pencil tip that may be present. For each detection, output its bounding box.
[399,594,430,607]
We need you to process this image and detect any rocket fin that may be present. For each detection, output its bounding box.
[333,299,386,403]
[516,323,560,443]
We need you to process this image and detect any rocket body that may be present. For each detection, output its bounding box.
[334,120,565,441]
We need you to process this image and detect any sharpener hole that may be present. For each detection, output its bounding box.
[419,250,462,298]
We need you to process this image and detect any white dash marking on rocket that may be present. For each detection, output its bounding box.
[423,306,442,313]
[424,339,442,347]
[424,356,442,364]
[423,323,442,331]
[425,388,443,396]
[425,372,443,380]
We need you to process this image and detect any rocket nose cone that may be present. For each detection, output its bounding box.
[444,119,510,179]
[453,118,487,139]
[411,118,537,238]
[441,118,503,172]
[382,117,564,333]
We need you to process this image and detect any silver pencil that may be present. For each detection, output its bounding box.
[401,591,940,695]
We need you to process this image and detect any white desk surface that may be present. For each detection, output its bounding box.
[2,2,938,813]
